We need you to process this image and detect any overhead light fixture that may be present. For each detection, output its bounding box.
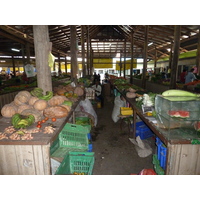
[0,60,6,63]
[11,48,20,52]
[148,42,153,46]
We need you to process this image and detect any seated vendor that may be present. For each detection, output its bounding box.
[92,80,104,107]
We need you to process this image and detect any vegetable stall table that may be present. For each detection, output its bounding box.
[115,87,200,175]
[0,99,81,175]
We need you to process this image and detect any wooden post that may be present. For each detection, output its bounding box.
[25,42,31,64]
[21,44,26,69]
[33,25,52,93]
[65,56,67,74]
[12,55,16,76]
[53,59,56,71]
[130,30,133,84]
[70,25,78,81]
[58,53,61,75]
[123,39,126,78]
[81,25,86,77]
[142,25,148,89]
[119,50,122,77]
[168,42,173,71]
[196,28,200,76]
[90,48,93,75]
[170,25,181,89]
[86,26,90,75]
[154,47,157,69]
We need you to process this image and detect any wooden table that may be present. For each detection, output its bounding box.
[0,99,81,175]
[115,87,200,175]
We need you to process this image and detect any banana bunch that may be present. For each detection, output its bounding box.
[30,87,43,98]
[30,87,53,101]
[12,114,35,129]
[38,91,53,101]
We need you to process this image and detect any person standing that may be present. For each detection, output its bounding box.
[180,69,187,83]
[193,66,198,75]
[185,68,197,84]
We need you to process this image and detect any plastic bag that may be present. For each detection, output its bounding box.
[78,98,98,126]
[24,64,35,77]
[139,169,156,175]
[111,96,126,123]
[48,52,55,68]
[129,136,152,158]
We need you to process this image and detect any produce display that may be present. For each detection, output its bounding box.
[168,110,190,119]
[11,113,35,129]
[30,87,53,100]
[155,89,200,139]
[135,92,156,108]
[0,81,82,141]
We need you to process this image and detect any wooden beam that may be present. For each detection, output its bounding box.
[70,25,78,81]
[123,40,126,78]
[25,42,31,63]
[12,55,16,76]
[81,25,86,77]
[33,25,52,92]
[196,28,200,75]
[64,56,67,74]
[120,50,122,77]
[130,29,133,84]
[90,38,93,75]
[142,25,148,89]
[86,26,90,75]
[154,47,157,69]
[0,30,26,49]
[170,26,181,89]
[58,53,61,74]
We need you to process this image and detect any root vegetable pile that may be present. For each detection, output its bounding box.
[0,125,55,141]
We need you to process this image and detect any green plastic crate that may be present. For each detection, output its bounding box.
[50,123,89,158]
[152,154,165,175]
[75,117,91,131]
[55,151,95,175]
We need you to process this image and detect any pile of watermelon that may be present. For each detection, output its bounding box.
[168,110,190,119]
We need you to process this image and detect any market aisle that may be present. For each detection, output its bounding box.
[91,92,155,175]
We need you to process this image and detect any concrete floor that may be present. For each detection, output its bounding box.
[91,93,156,175]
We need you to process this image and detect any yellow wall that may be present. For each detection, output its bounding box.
[93,58,113,69]
[116,59,137,70]
[54,63,83,71]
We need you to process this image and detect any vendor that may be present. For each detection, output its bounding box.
[92,80,104,107]
[185,68,197,84]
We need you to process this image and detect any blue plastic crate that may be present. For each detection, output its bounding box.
[133,121,154,140]
[87,133,93,152]
[156,137,167,170]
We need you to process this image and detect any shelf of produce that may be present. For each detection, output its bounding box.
[0,98,81,146]
[0,98,82,175]
[114,86,200,175]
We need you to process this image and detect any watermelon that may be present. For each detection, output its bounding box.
[168,110,190,118]
[194,121,200,132]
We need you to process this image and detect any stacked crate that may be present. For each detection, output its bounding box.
[50,123,94,175]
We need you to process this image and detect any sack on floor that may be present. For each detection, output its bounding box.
[78,98,98,126]
[129,136,152,158]
[112,96,126,123]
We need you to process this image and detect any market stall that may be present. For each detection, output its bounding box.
[115,86,200,175]
[0,98,81,175]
